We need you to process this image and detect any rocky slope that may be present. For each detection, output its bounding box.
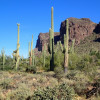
[60,18,97,44]
[35,17,100,53]
[36,32,60,51]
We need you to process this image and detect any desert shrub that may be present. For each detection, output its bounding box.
[26,65,37,73]
[0,78,13,89]
[43,55,50,71]
[97,59,100,66]
[89,49,97,56]
[7,83,32,100]
[54,50,64,68]
[28,83,75,100]
[76,54,97,73]
[0,55,14,70]
[36,55,43,67]
[54,66,64,81]
[69,53,80,70]
[96,51,100,59]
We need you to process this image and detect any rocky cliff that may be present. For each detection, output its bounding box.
[35,17,100,53]
[36,32,60,51]
[60,18,96,44]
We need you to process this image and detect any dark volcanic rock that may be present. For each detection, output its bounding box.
[36,32,60,51]
[60,17,97,44]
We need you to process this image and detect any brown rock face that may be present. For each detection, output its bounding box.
[60,17,97,44]
[35,17,99,53]
[36,32,60,51]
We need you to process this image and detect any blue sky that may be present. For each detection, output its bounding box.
[0,0,100,58]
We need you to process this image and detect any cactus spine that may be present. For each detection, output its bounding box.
[49,7,54,71]
[64,19,69,73]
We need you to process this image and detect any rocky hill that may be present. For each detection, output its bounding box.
[35,17,100,54]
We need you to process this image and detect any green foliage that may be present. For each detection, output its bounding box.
[54,66,64,81]
[43,55,50,71]
[69,53,80,70]
[70,39,75,54]
[54,50,64,68]
[26,65,37,73]
[76,54,96,72]
[7,84,32,100]
[0,78,13,89]
[29,83,75,100]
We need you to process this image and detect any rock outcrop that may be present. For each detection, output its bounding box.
[60,17,97,44]
[35,17,99,53]
[36,32,60,51]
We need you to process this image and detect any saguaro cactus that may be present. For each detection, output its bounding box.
[29,35,33,66]
[32,49,35,66]
[12,23,20,70]
[64,19,69,73]
[43,44,46,67]
[31,35,33,58]
[71,39,75,54]
[49,7,54,71]
[29,42,30,57]
[1,49,5,70]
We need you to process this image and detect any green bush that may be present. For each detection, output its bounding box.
[69,53,80,70]
[54,50,64,68]
[43,55,50,71]
[0,78,13,89]
[54,66,64,82]
[28,83,75,100]
[26,65,37,73]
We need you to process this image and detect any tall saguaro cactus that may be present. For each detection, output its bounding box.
[49,7,54,71]
[12,23,20,70]
[64,19,69,73]
[51,7,54,32]
[16,24,20,69]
